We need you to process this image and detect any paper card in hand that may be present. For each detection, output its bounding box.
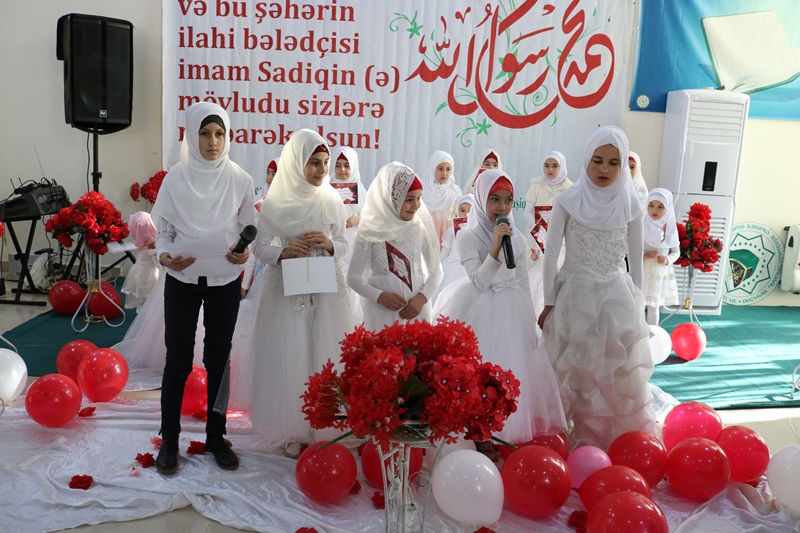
[530,205,552,252]
[385,241,412,292]
[331,182,358,204]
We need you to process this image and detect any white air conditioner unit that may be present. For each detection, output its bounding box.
[658,89,749,315]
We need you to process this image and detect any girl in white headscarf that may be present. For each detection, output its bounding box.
[538,125,655,451]
[430,193,473,306]
[422,150,462,245]
[329,146,366,267]
[523,151,573,319]
[462,148,503,195]
[244,129,360,458]
[347,162,442,331]
[628,151,649,213]
[642,188,680,325]
[434,170,566,456]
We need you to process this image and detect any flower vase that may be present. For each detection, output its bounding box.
[682,266,697,311]
[376,425,440,533]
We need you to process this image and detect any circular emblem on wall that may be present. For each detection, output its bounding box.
[636,94,650,109]
[723,222,784,305]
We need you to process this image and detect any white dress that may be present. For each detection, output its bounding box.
[120,247,161,311]
[642,244,679,307]
[241,221,361,443]
[347,226,442,332]
[430,225,467,307]
[542,209,655,450]
[433,230,566,444]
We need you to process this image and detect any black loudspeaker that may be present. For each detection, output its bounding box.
[56,14,133,135]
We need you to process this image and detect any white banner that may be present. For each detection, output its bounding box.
[163,0,634,222]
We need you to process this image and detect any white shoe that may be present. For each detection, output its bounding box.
[283,442,303,459]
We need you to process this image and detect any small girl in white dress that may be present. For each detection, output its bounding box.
[244,129,360,457]
[329,147,365,268]
[421,150,462,246]
[430,194,473,307]
[462,149,502,195]
[643,188,679,325]
[435,170,566,453]
[121,211,161,311]
[523,151,573,319]
[347,162,442,331]
[538,126,656,450]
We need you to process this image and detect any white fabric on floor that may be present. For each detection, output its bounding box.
[1,397,797,533]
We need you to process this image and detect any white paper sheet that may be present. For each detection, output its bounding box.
[281,256,337,296]
[107,241,138,253]
[165,234,240,277]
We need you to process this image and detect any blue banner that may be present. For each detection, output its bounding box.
[630,0,800,120]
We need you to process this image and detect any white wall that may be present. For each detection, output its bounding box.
[2,0,798,305]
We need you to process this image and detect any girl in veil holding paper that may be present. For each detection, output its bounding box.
[328,146,365,268]
[244,129,360,459]
[347,162,442,331]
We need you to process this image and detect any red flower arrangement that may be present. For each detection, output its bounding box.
[300,318,520,448]
[676,203,723,273]
[130,170,167,205]
[44,191,129,255]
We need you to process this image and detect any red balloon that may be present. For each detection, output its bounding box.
[587,491,668,533]
[666,438,731,500]
[579,465,651,512]
[501,445,572,517]
[296,441,358,503]
[670,323,707,361]
[361,439,424,488]
[607,431,668,488]
[499,429,570,462]
[180,365,208,415]
[88,282,123,319]
[25,374,82,427]
[56,340,98,384]
[714,426,770,483]
[76,348,129,402]
[662,401,722,452]
[48,281,86,314]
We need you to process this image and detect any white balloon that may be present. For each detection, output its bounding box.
[767,444,800,513]
[431,449,503,526]
[424,437,476,470]
[0,348,27,403]
[648,325,672,365]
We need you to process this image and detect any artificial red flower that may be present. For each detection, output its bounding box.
[151,436,163,450]
[129,182,141,202]
[187,441,206,454]
[69,475,93,490]
[675,203,722,273]
[135,170,167,205]
[370,491,385,509]
[568,510,588,529]
[78,406,96,417]
[350,479,361,494]
[135,453,156,468]
[45,191,128,255]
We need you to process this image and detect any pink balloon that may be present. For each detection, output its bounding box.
[566,446,612,489]
[662,401,722,452]
[670,323,707,361]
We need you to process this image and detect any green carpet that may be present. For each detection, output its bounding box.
[653,305,800,409]
[2,303,136,378]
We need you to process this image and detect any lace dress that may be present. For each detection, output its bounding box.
[642,243,679,307]
[233,221,361,444]
[542,211,655,450]
[430,225,467,307]
[347,226,442,331]
[433,230,566,443]
[120,247,161,311]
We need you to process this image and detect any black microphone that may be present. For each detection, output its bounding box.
[232,225,257,254]
[496,216,516,269]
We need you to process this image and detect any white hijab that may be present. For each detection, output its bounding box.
[259,129,346,238]
[456,193,474,216]
[464,169,527,254]
[152,102,252,238]
[542,151,568,188]
[644,188,679,251]
[356,162,438,255]
[463,148,503,194]
[328,146,365,207]
[555,126,643,232]
[422,150,461,212]
[629,151,649,211]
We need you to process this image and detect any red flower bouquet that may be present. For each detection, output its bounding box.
[130,170,167,205]
[44,191,129,255]
[676,203,723,273]
[301,318,520,447]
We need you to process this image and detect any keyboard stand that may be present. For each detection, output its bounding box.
[0,217,47,306]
